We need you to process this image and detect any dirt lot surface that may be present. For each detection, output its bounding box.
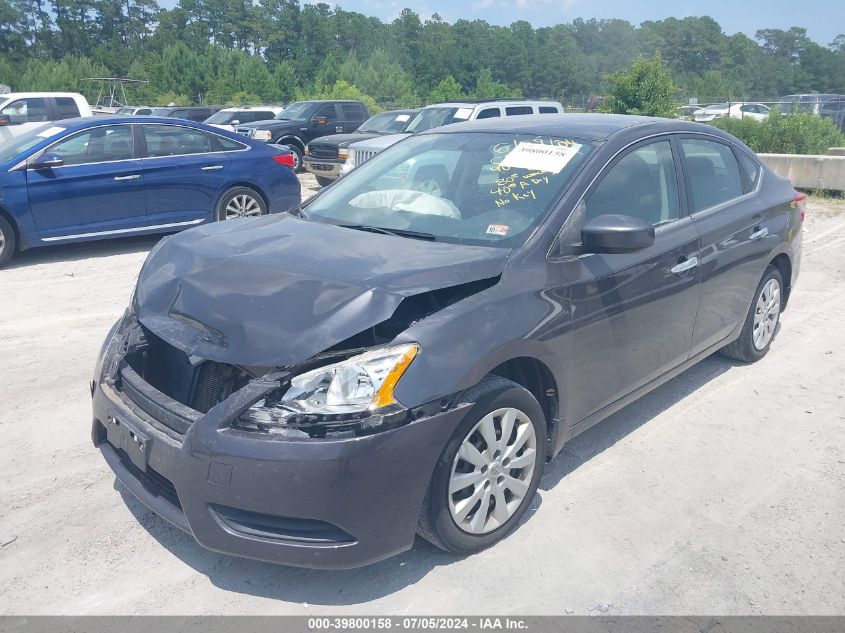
[1,178,843,615]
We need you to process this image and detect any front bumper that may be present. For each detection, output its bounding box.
[303,157,342,180]
[91,373,466,569]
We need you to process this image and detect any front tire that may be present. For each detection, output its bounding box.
[417,376,546,554]
[0,215,16,268]
[720,265,783,362]
[282,144,303,172]
[215,186,267,221]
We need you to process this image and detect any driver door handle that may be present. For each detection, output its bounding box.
[201,165,224,171]
[750,226,769,240]
[670,256,699,274]
[113,174,140,181]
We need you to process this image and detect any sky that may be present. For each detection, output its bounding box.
[219,0,844,48]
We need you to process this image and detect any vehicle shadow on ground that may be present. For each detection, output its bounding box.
[118,352,742,605]
[5,234,162,269]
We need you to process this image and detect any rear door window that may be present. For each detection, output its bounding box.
[54,97,81,119]
[142,124,211,157]
[341,103,365,120]
[680,138,745,211]
[539,106,560,114]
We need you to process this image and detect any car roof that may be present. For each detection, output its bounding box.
[419,113,714,141]
[427,100,560,109]
[0,92,83,99]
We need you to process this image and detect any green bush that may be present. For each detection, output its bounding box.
[601,52,678,118]
[711,111,845,155]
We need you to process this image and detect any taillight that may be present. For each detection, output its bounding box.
[272,153,295,168]
[792,191,807,222]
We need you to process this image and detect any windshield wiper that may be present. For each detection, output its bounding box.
[338,224,437,241]
[287,203,308,219]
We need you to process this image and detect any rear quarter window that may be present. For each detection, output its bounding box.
[539,106,560,114]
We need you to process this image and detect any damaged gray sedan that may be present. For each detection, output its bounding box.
[92,114,802,568]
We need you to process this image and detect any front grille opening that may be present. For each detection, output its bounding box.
[210,504,356,544]
[123,327,253,414]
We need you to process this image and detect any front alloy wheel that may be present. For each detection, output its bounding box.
[448,407,537,534]
[417,376,546,554]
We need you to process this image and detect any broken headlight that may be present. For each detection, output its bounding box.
[238,344,419,436]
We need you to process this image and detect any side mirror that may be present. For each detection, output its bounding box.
[311,116,327,127]
[581,214,655,254]
[230,119,240,126]
[31,153,64,169]
[0,114,10,126]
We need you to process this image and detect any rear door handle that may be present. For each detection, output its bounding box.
[750,227,769,240]
[113,174,140,181]
[201,165,224,171]
[670,256,699,274]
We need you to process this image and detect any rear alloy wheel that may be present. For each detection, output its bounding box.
[720,265,783,362]
[417,376,546,554]
[216,187,267,221]
[0,215,16,268]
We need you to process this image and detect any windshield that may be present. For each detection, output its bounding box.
[150,108,172,116]
[305,132,595,247]
[275,102,312,120]
[205,110,235,124]
[359,112,414,134]
[0,123,67,163]
[405,107,470,133]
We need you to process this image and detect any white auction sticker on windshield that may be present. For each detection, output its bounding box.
[454,107,473,120]
[486,224,509,236]
[499,142,582,174]
[395,114,410,122]
[37,126,66,138]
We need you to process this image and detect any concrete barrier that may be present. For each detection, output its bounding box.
[827,147,845,157]
[759,153,845,191]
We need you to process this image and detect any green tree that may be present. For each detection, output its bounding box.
[428,74,463,104]
[472,68,521,99]
[602,52,678,118]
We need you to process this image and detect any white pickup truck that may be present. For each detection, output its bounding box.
[0,92,93,143]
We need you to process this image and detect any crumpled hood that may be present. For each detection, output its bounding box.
[135,214,509,367]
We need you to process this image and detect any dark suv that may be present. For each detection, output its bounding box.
[235,100,370,171]
[304,108,419,185]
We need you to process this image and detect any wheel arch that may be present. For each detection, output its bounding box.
[769,252,792,309]
[274,135,305,153]
[486,356,560,460]
[217,182,270,213]
[0,205,24,252]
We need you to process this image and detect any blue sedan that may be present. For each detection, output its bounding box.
[0,117,300,266]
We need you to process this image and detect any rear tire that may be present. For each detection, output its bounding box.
[720,265,783,362]
[315,175,334,187]
[0,215,16,268]
[215,186,267,221]
[417,376,546,554]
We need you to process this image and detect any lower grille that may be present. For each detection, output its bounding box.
[115,446,182,510]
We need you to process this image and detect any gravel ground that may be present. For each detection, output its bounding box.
[0,180,843,615]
